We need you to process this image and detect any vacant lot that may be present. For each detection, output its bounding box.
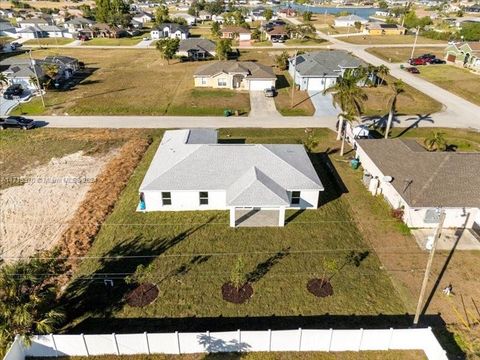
[46,351,427,360]
[63,129,405,333]
[9,49,249,116]
[24,38,74,46]
[84,36,144,46]
[0,0,94,9]
[417,65,480,106]
[365,47,445,63]
[336,35,446,45]
[285,38,329,46]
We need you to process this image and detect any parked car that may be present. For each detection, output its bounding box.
[419,53,436,60]
[408,57,428,66]
[264,87,276,97]
[3,84,23,99]
[10,42,22,49]
[406,66,420,74]
[0,116,35,130]
[429,58,446,64]
[77,34,90,41]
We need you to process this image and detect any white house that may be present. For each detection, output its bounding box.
[173,13,197,26]
[288,50,366,91]
[16,25,67,39]
[132,11,154,24]
[138,129,324,227]
[334,14,368,27]
[150,23,189,40]
[355,139,480,232]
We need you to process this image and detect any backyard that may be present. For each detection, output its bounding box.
[9,49,250,116]
[336,35,446,45]
[365,47,445,63]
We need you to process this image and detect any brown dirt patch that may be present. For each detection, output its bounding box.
[221,282,253,304]
[125,283,159,307]
[307,278,334,298]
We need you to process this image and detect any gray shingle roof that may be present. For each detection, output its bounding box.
[179,38,216,53]
[140,130,323,206]
[291,50,365,77]
[194,61,276,79]
[357,139,480,208]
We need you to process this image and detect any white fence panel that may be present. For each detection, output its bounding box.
[207,331,243,353]
[360,329,392,351]
[240,330,270,352]
[25,336,56,357]
[3,337,25,360]
[178,332,208,354]
[390,329,427,350]
[330,330,361,351]
[147,332,179,354]
[270,330,299,351]
[116,334,148,355]
[84,334,116,355]
[54,335,88,356]
[300,329,331,351]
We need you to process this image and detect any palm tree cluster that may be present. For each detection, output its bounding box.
[0,251,65,356]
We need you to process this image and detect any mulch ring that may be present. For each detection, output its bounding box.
[307,278,334,298]
[125,283,159,307]
[221,282,253,304]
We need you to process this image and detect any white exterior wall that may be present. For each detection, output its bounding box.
[356,144,479,229]
[304,77,337,91]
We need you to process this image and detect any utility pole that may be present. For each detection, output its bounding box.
[410,26,420,61]
[413,209,446,326]
[29,50,45,108]
[290,50,298,109]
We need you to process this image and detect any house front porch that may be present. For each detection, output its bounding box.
[229,206,286,227]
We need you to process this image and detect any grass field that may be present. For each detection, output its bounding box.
[318,27,362,35]
[9,49,250,116]
[417,65,480,106]
[46,351,427,359]
[24,38,74,46]
[62,128,405,333]
[285,38,329,46]
[252,40,272,47]
[83,36,144,46]
[365,47,445,63]
[336,35,446,45]
[274,71,315,116]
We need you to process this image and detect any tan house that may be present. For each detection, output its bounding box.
[220,26,251,45]
[364,23,406,35]
[194,61,276,91]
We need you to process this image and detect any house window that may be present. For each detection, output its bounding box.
[199,191,209,205]
[218,78,227,86]
[291,191,301,205]
[201,77,207,85]
[162,192,172,206]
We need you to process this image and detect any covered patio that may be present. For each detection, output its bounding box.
[229,207,286,227]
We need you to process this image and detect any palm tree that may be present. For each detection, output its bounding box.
[338,112,356,156]
[376,64,390,86]
[424,131,447,151]
[323,71,367,141]
[384,80,406,139]
[41,64,59,89]
[0,73,8,90]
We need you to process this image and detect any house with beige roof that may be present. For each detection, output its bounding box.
[355,139,480,234]
[193,61,276,91]
[138,129,324,227]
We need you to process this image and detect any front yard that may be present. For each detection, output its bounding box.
[274,72,315,116]
[416,65,480,106]
[365,47,445,63]
[9,49,250,116]
[24,38,75,46]
[63,128,405,333]
[83,36,145,46]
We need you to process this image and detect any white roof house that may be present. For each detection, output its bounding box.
[139,129,324,227]
[334,14,368,27]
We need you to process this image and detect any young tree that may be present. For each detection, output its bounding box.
[205,0,223,15]
[216,38,232,60]
[156,38,180,64]
[376,64,390,86]
[424,131,447,151]
[384,80,406,139]
[354,21,362,31]
[211,21,220,37]
[155,5,169,25]
[41,63,59,89]
[264,8,273,21]
[303,128,319,152]
[294,24,315,40]
[0,252,65,355]
[172,17,187,26]
[302,11,312,21]
[274,50,289,70]
[230,256,246,290]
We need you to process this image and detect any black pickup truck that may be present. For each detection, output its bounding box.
[0,116,35,130]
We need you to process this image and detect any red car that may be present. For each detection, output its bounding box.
[408,58,428,66]
[406,67,420,74]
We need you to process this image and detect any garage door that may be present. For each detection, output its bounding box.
[447,54,456,62]
[249,80,274,91]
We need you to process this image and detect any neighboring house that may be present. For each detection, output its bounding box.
[288,50,366,91]
[64,17,96,34]
[0,19,17,37]
[132,11,154,24]
[266,26,288,41]
[221,26,251,43]
[177,38,216,59]
[364,23,406,35]
[16,25,68,39]
[278,8,297,18]
[18,18,51,29]
[173,13,197,26]
[194,61,276,91]
[334,14,368,27]
[138,129,324,227]
[93,23,128,38]
[198,10,211,21]
[445,42,480,72]
[151,23,189,40]
[355,139,480,232]
[212,15,224,24]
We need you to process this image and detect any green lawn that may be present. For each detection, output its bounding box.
[83,36,144,46]
[274,72,315,116]
[252,40,273,47]
[62,129,405,333]
[24,38,74,46]
[285,38,329,46]
[416,65,480,106]
[365,47,445,63]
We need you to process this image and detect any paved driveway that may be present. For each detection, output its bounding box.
[308,91,339,117]
[0,91,33,115]
[249,91,280,117]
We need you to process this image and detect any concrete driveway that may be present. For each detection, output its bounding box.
[0,91,33,115]
[249,91,280,117]
[308,91,339,117]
